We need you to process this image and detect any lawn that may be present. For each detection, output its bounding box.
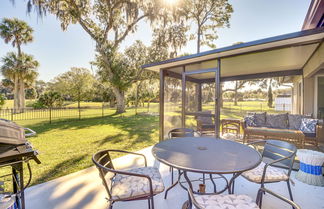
[0,100,285,188]
[8,108,159,187]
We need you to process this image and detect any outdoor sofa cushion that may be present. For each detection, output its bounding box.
[265,113,288,129]
[110,167,164,200]
[242,161,288,183]
[249,112,266,127]
[193,194,259,209]
[288,114,304,130]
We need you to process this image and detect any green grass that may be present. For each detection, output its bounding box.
[11,109,159,187]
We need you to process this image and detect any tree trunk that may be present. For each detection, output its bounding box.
[234,81,238,106]
[113,87,126,113]
[19,79,25,112]
[147,100,150,112]
[267,79,273,108]
[13,75,19,113]
[197,26,201,53]
[135,82,139,115]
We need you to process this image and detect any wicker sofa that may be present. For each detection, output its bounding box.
[243,112,322,148]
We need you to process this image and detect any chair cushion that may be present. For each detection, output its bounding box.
[251,112,266,127]
[299,118,318,134]
[194,194,259,209]
[265,113,288,129]
[242,162,288,183]
[111,167,164,200]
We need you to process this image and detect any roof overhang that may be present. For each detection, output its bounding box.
[302,0,324,30]
[142,27,324,81]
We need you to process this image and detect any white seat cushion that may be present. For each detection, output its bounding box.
[110,167,164,200]
[194,194,259,209]
[242,162,288,183]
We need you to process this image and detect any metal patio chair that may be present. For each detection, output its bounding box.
[92,149,164,209]
[165,128,202,198]
[187,185,301,209]
[167,128,196,185]
[241,139,297,207]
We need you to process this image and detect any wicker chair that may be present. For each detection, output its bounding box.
[195,111,215,135]
[92,149,164,209]
[241,140,297,207]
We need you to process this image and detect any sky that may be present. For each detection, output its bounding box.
[0,0,311,82]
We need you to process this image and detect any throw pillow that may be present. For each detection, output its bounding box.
[299,118,318,134]
[244,115,256,127]
[266,113,288,129]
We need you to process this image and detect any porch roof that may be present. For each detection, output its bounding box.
[142,27,324,81]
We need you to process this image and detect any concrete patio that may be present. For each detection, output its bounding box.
[25,146,324,209]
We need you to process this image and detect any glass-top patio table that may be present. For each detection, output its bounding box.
[152,137,262,208]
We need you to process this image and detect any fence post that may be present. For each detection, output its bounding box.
[11,109,13,121]
[79,107,81,120]
[49,108,52,124]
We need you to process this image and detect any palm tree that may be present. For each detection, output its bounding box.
[0,18,33,57]
[1,52,39,112]
[0,18,34,111]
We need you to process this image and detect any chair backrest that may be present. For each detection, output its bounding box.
[263,140,297,170]
[168,128,195,139]
[196,111,213,125]
[92,150,115,199]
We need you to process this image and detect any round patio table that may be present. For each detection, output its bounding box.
[152,137,262,208]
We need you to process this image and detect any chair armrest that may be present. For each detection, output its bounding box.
[246,140,266,148]
[107,150,147,167]
[260,153,295,184]
[258,188,301,209]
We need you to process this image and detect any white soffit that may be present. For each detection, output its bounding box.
[144,32,324,73]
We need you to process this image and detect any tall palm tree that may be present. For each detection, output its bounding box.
[0,18,34,111]
[1,52,39,112]
[0,18,33,56]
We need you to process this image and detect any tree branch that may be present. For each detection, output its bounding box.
[114,14,148,48]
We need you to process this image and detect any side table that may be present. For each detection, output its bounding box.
[296,149,324,186]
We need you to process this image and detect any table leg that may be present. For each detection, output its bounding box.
[165,169,182,199]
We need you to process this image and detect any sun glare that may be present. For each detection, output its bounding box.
[164,0,178,6]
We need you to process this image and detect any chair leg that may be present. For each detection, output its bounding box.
[171,167,174,184]
[287,181,294,201]
[231,173,235,194]
[109,202,113,209]
[148,198,151,209]
[151,197,155,209]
